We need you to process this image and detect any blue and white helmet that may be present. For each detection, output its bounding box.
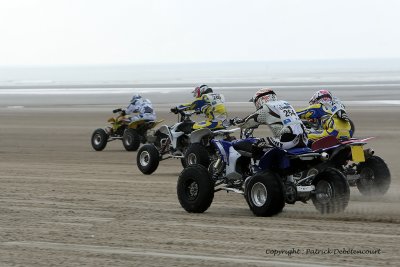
[130,94,142,104]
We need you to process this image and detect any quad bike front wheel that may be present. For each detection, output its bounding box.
[185,143,211,168]
[91,128,108,151]
[311,168,350,214]
[177,165,214,213]
[137,144,160,175]
[356,156,391,196]
[123,129,141,151]
[245,171,285,217]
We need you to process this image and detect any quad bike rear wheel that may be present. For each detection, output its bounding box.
[356,156,391,196]
[137,144,160,175]
[177,165,214,213]
[311,168,350,214]
[91,128,108,151]
[245,171,285,217]
[123,129,141,151]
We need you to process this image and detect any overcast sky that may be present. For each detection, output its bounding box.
[1,0,400,65]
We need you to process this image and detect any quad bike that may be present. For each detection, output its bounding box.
[91,108,163,151]
[136,110,197,175]
[184,126,239,167]
[297,135,391,196]
[177,126,350,217]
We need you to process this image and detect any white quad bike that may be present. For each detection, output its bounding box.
[185,126,239,168]
[136,110,197,174]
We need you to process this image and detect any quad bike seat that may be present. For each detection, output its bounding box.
[286,147,313,155]
[311,135,339,151]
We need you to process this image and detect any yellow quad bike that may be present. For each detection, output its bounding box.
[91,108,163,151]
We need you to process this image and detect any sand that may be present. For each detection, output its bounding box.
[0,97,399,266]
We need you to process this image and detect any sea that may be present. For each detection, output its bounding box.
[1,59,400,107]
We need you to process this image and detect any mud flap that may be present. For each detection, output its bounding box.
[351,145,365,162]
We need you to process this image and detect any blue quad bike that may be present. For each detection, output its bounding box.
[177,127,350,217]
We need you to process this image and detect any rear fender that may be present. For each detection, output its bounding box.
[330,145,351,165]
[258,148,289,171]
[150,120,164,129]
[190,128,213,143]
[130,119,164,131]
[128,120,145,129]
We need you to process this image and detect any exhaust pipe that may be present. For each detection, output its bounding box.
[364,148,374,157]
[320,152,329,161]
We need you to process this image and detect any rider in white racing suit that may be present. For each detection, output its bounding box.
[124,94,156,122]
[233,88,308,150]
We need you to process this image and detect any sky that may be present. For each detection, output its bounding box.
[1,0,400,65]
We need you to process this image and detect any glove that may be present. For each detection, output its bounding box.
[121,110,126,116]
[255,138,266,147]
[229,117,244,126]
[338,110,349,121]
[255,138,274,148]
[279,126,291,135]
[251,139,267,159]
[170,107,178,114]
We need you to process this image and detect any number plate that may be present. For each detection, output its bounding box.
[296,185,315,193]
[351,145,365,162]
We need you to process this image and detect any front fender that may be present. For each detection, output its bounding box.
[158,125,171,137]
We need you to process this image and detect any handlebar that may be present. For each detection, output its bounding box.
[301,119,319,130]
[113,108,123,114]
[171,109,197,122]
[228,117,258,139]
[240,127,256,139]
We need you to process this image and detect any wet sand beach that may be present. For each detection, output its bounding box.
[0,85,399,266]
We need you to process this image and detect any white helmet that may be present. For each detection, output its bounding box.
[250,88,277,109]
[192,84,212,97]
[309,90,332,105]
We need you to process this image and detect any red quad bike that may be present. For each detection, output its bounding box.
[298,135,391,196]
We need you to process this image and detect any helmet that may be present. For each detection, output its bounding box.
[250,88,277,109]
[309,90,332,105]
[192,84,212,97]
[130,94,142,104]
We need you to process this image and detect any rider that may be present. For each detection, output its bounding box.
[232,88,308,150]
[170,84,228,130]
[123,94,156,122]
[296,89,352,142]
